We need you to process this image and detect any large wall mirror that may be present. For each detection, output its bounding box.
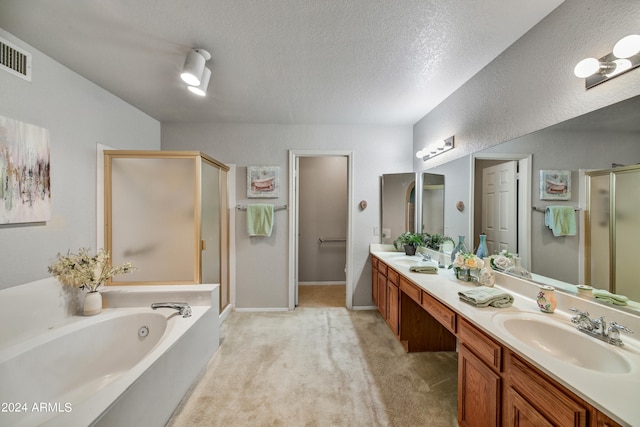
[381,172,445,244]
[425,95,640,313]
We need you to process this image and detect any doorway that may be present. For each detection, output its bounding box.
[472,153,532,269]
[288,151,354,310]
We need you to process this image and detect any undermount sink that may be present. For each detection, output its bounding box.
[493,312,632,374]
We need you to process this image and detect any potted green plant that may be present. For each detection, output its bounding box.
[423,233,454,251]
[393,232,427,256]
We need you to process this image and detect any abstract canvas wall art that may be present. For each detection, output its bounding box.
[0,116,51,224]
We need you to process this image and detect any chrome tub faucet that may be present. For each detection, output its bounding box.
[151,302,192,318]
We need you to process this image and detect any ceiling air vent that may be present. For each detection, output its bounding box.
[0,36,32,82]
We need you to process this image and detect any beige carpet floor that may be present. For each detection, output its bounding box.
[167,308,458,427]
[297,285,346,308]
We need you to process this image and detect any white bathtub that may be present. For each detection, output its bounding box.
[0,283,219,427]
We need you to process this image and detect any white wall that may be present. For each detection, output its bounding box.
[161,123,413,308]
[414,0,640,269]
[414,0,640,172]
[0,29,160,288]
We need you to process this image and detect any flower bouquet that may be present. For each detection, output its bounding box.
[488,249,515,272]
[451,252,484,282]
[48,248,135,292]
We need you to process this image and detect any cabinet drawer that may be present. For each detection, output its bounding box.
[458,318,501,372]
[400,277,421,304]
[421,291,456,334]
[506,351,588,427]
[387,268,399,285]
[378,261,388,276]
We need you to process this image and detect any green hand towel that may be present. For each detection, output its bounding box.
[592,289,628,306]
[410,265,438,274]
[247,204,274,237]
[544,206,576,237]
[458,287,514,308]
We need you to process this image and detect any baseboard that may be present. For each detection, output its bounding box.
[298,281,346,286]
[351,305,377,310]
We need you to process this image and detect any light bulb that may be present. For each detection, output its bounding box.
[416,150,424,159]
[188,67,211,96]
[607,59,632,76]
[574,57,600,78]
[613,34,640,59]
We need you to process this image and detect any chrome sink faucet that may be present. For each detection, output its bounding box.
[569,308,633,346]
[151,302,192,318]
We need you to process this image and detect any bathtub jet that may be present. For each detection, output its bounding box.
[151,302,192,318]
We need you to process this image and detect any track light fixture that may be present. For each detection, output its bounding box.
[181,48,211,94]
[187,67,211,96]
[416,136,455,162]
[574,34,640,89]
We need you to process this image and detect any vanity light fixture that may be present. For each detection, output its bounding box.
[180,48,211,87]
[416,136,454,161]
[574,34,640,89]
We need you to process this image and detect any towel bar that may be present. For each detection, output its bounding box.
[236,204,287,211]
[318,237,346,244]
[532,206,580,213]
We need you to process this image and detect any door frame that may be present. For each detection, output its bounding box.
[288,150,354,310]
[470,153,532,269]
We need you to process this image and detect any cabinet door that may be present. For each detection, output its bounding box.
[377,271,387,317]
[387,282,399,335]
[505,387,553,427]
[458,344,501,427]
[372,266,378,306]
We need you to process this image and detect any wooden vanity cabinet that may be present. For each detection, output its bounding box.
[458,318,503,427]
[594,411,622,427]
[371,256,399,335]
[371,256,378,307]
[371,254,624,426]
[399,277,457,352]
[505,350,589,427]
[458,318,619,427]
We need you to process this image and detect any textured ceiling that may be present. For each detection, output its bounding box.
[0,0,564,125]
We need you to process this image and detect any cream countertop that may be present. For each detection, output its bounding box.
[370,246,640,427]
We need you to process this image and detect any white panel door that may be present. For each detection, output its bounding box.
[482,161,517,255]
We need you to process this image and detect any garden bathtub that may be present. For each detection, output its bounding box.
[0,303,218,427]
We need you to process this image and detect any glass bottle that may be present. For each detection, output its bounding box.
[438,243,446,268]
[476,234,489,259]
[451,235,468,264]
[504,256,532,279]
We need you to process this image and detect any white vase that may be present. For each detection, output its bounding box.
[479,257,496,287]
[83,291,102,316]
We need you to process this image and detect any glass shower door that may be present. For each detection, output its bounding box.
[109,156,197,283]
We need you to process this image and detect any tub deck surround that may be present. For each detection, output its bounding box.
[370,246,640,426]
[0,282,220,427]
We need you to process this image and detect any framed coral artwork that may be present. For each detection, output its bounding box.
[247,166,279,198]
[539,170,571,200]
